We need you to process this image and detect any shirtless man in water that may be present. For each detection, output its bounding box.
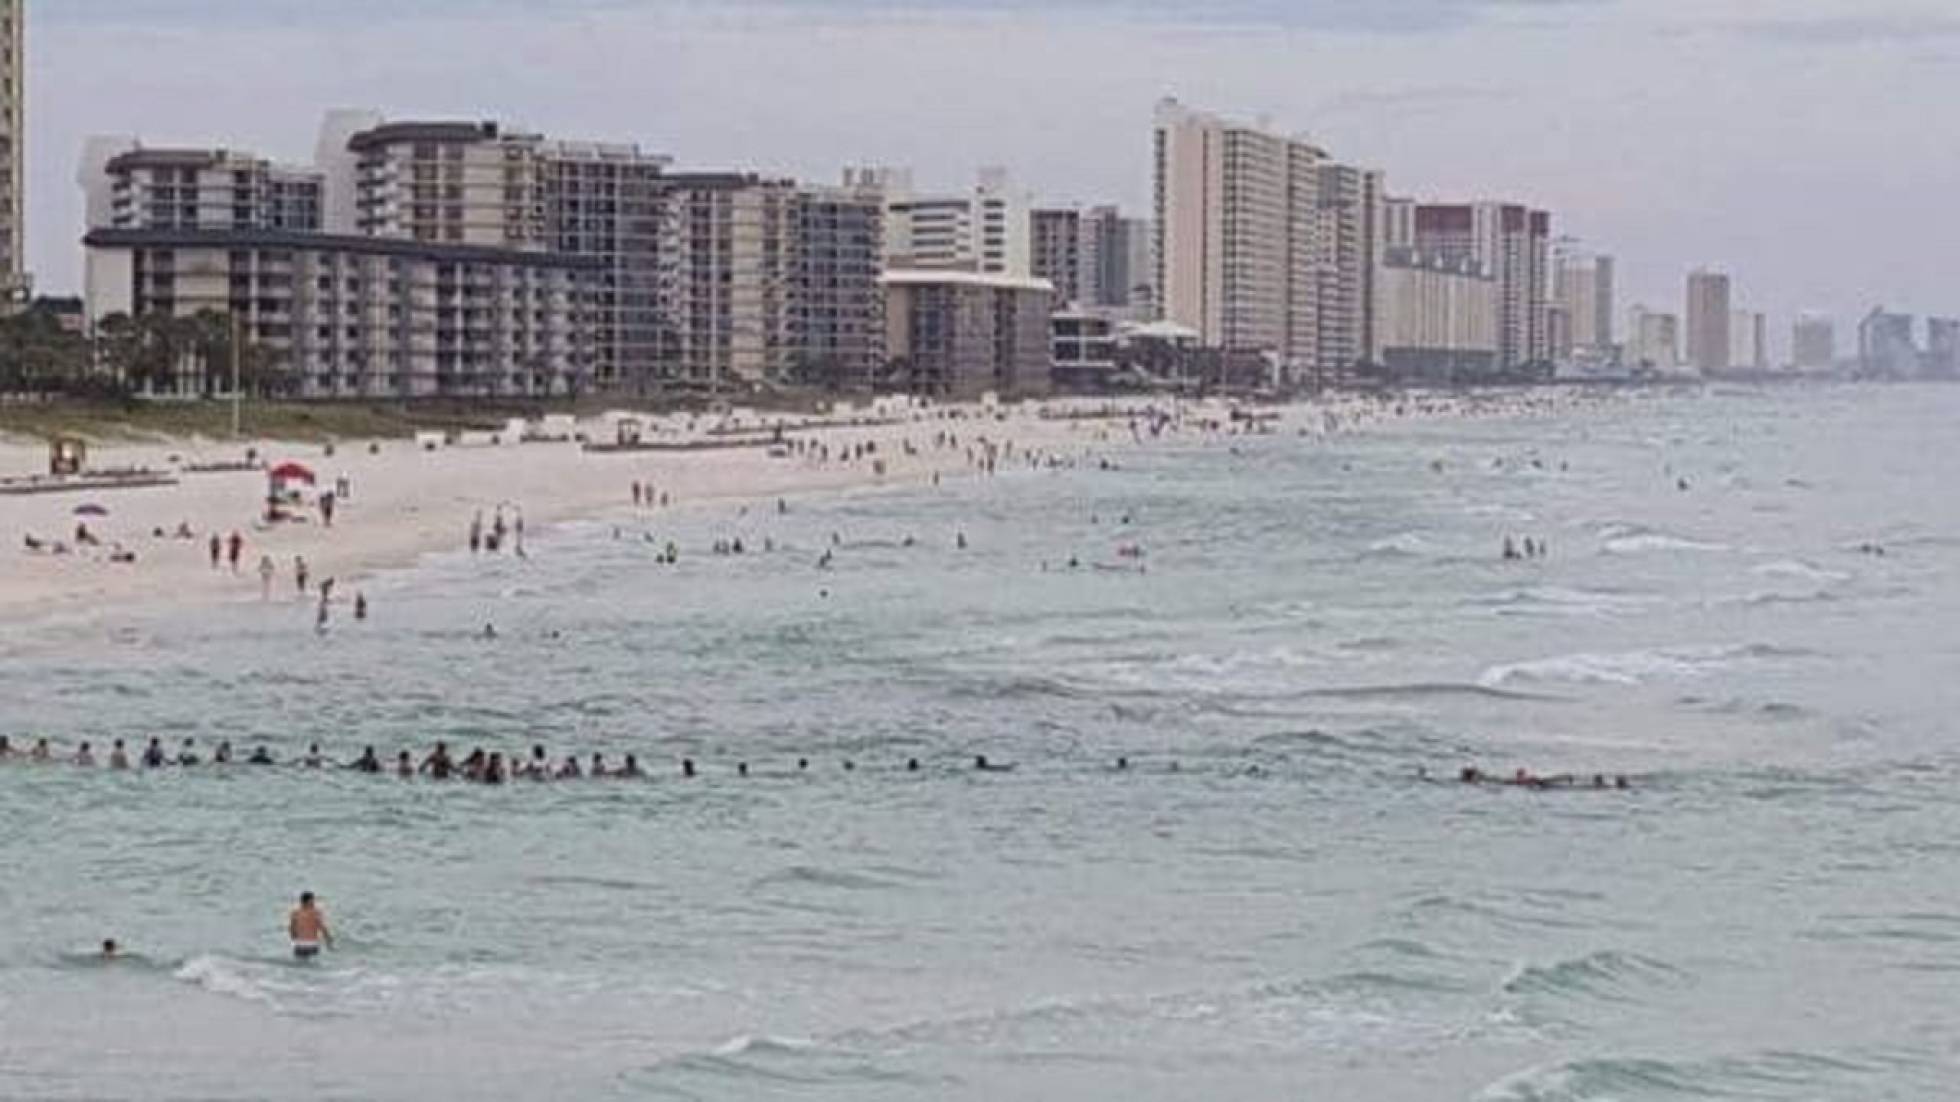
[288,892,333,960]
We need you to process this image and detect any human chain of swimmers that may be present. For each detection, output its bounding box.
[0,736,1634,791]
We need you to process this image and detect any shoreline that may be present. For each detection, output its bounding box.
[0,390,1630,637]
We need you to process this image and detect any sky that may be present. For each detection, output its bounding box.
[31,0,1960,350]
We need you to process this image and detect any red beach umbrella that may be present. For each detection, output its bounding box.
[268,462,316,484]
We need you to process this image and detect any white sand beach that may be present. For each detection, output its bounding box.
[0,390,1622,630]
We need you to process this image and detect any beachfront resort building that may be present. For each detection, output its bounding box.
[1376,248,1498,382]
[1388,197,1553,372]
[850,166,1031,279]
[1315,163,1385,384]
[882,269,1054,397]
[83,227,596,398]
[660,173,886,392]
[1152,99,1389,386]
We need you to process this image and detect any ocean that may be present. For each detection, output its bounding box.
[3,384,1958,1100]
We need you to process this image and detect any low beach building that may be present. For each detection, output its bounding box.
[84,228,597,398]
[883,269,1053,398]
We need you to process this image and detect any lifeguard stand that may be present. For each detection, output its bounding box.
[49,438,85,476]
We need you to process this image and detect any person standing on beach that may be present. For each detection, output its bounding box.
[227,532,244,573]
[469,511,483,554]
[294,556,309,595]
[208,534,221,570]
[288,892,332,960]
[258,555,276,600]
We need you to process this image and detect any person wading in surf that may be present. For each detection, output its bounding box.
[288,892,333,960]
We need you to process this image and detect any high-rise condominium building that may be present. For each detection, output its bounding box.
[1377,247,1497,381]
[1399,199,1553,371]
[1791,312,1836,373]
[659,174,885,392]
[1858,308,1917,379]
[540,141,671,392]
[1315,164,1384,379]
[1152,98,1330,374]
[337,117,677,391]
[1729,309,1767,371]
[104,148,323,232]
[1629,305,1681,372]
[1030,207,1082,304]
[854,167,1030,279]
[1556,251,1615,354]
[1031,204,1152,311]
[0,0,23,302]
[1685,269,1732,374]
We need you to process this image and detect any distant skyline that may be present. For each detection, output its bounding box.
[32,0,1960,352]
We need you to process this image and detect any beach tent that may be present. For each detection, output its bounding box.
[72,503,109,517]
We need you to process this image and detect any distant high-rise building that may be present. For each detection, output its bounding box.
[1685,269,1732,374]
[1316,164,1384,379]
[1923,317,1959,379]
[854,166,1031,278]
[0,0,22,302]
[1408,200,1552,370]
[1857,307,1916,379]
[1629,305,1681,372]
[1728,309,1767,371]
[1029,207,1082,304]
[1792,312,1836,373]
[1153,97,1328,374]
[1030,204,1151,312]
[1555,251,1615,355]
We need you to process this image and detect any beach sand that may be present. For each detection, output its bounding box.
[0,391,1618,631]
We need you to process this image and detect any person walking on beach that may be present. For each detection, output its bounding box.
[227,532,244,573]
[258,555,276,600]
[288,892,332,960]
[469,511,483,554]
[208,534,222,570]
[294,555,309,595]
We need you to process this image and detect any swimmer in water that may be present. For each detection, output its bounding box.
[109,740,129,770]
[288,891,332,960]
[73,741,95,767]
[618,754,644,778]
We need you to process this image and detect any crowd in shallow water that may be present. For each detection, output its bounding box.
[0,735,1634,793]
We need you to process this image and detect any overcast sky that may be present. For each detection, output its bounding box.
[32,0,1960,346]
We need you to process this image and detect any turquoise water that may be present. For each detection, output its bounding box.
[4,386,1959,1100]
